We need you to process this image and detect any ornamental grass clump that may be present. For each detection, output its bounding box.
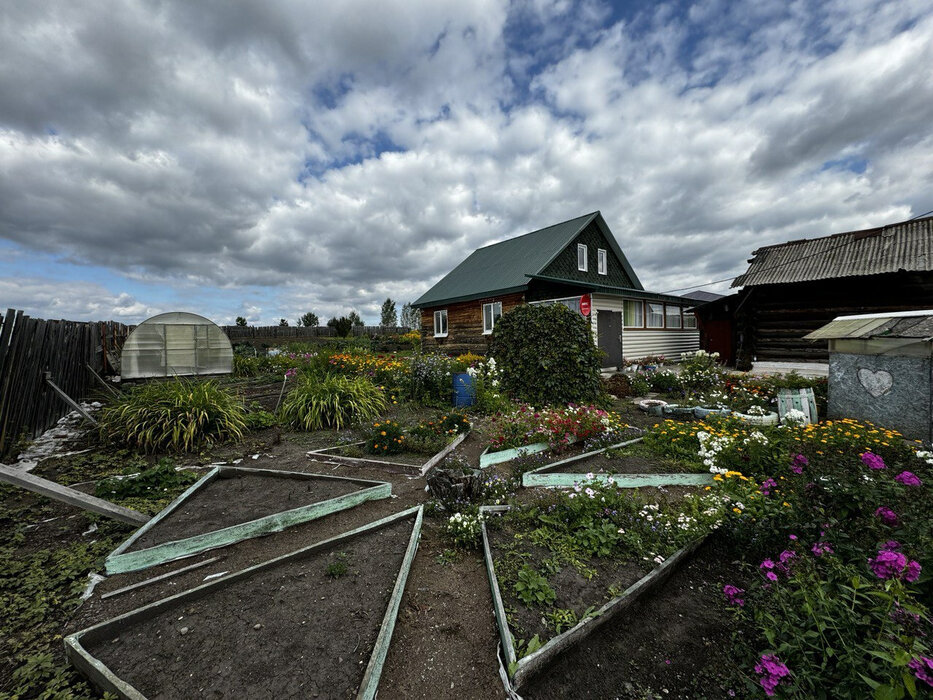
[279,375,386,430]
[99,378,247,453]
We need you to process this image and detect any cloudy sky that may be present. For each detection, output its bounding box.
[2,0,932,325]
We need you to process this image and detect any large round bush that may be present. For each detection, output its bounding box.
[488,303,604,406]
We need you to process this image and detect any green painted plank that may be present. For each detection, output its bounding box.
[479,442,550,469]
[522,472,713,488]
[479,506,516,668]
[521,437,643,478]
[106,478,392,574]
[66,507,423,700]
[358,506,424,700]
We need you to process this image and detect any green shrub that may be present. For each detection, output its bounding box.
[99,378,247,453]
[280,375,386,430]
[489,304,604,407]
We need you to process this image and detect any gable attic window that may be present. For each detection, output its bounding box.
[433,309,448,338]
[577,244,588,271]
[598,248,607,275]
[482,301,502,334]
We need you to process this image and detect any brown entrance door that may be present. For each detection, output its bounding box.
[597,310,623,368]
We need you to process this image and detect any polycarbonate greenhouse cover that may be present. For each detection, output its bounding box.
[121,312,233,379]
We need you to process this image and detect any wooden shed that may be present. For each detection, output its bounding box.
[728,214,933,372]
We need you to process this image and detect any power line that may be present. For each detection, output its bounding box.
[660,211,932,295]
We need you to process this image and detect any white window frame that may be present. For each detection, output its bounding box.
[577,243,588,272]
[683,312,697,329]
[646,302,664,328]
[597,248,607,275]
[433,309,448,338]
[623,300,643,328]
[482,301,502,334]
[665,304,682,329]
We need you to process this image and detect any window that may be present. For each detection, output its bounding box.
[433,309,448,337]
[623,300,643,327]
[577,243,588,271]
[482,301,502,334]
[597,248,607,275]
[646,303,664,328]
[683,312,697,329]
[665,305,682,329]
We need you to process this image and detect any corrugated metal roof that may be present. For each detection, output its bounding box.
[805,310,933,340]
[732,215,933,288]
[413,212,643,307]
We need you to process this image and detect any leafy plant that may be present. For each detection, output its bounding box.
[280,375,386,430]
[365,419,406,454]
[325,553,349,578]
[244,407,278,430]
[99,378,247,453]
[514,565,556,606]
[544,608,579,634]
[446,511,484,548]
[95,458,198,501]
[489,303,605,407]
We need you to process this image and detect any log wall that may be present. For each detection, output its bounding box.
[420,293,526,355]
[736,272,933,366]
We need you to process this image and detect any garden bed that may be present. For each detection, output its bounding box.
[68,507,423,699]
[106,467,391,574]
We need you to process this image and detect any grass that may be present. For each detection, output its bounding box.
[99,377,247,453]
[279,375,386,430]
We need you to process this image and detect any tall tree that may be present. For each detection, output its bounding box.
[400,302,420,330]
[278,318,289,327]
[327,316,352,337]
[235,316,247,327]
[298,311,319,327]
[347,311,364,327]
[380,298,397,326]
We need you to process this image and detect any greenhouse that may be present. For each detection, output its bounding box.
[120,312,233,379]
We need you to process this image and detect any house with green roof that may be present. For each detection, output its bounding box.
[413,211,699,368]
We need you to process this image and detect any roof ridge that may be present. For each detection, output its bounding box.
[475,211,599,251]
[750,214,933,256]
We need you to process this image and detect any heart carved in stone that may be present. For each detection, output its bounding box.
[858,368,893,398]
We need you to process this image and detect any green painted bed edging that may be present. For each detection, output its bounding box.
[523,472,714,488]
[479,505,706,692]
[479,442,550,469]
[105,467,392,575]
[66,506,424,700]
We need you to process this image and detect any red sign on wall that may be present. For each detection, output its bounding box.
[579,294,591,316]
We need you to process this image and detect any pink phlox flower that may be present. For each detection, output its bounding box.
[811,541,833,557]
[868,548,920,582]
[874,506,899,527]
[895,471,923,487]
[861,452,886,470]
[765,571,778,582]
[779,550,796,564]
[759,559,775,570]
[908,657,933,687]
[723,584,745,607]
[754,654,790,696]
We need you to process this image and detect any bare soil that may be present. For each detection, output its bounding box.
[519,535,753,699]
[127,472,366,550]
[88,518,413,699]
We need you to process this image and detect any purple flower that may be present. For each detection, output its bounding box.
[811,541,834,557]
[788,534,798,541]
[861,452,886,470]
[723,584,745,607]
[908,657,933,687]
[895,471,923,487]
[760,478,778,496]
[284,368,297,378]
[765,571,778,582]
[779,550,796,564]
[754,654,791,696]
[868,548,921,582]
[760,559,775,570]
[790,453,808,474]
[874,506,899,527]
[883,540,902,551]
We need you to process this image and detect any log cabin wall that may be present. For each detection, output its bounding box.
[420,292,525,355]
[735,271,933,367]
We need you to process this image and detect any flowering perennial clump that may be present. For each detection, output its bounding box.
[754,654,791,696]
[874,506,899,526]
[894,470,923,486]
[723,584,745,607]
[868,547,921,582]
[861,451,886,470]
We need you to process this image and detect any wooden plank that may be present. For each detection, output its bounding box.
[420,429,469,476]
[523,472,713,488]
[100,557,221,600]
[86,363,121,398]
[0,462,149,525]
[46,377,98,426]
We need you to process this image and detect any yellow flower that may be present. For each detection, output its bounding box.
[783,502,791,507]
[732,507,742,514]
[381,431,387,436]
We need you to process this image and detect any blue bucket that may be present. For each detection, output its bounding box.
[452,372,475,407]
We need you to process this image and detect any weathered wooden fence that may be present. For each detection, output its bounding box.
[0,310,130,459]
[222,325,410,342]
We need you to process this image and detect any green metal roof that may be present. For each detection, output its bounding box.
[413,212,643,308]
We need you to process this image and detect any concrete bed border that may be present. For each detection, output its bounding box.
[306,427,470,477]
[480,504,706,693]
[105,466,392,575]
[520,437,714,489]
[66,506,424,700]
